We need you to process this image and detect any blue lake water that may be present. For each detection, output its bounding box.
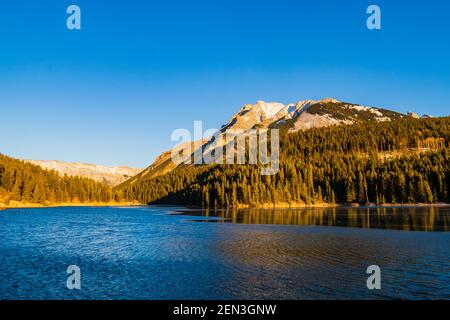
[0,206,449,300]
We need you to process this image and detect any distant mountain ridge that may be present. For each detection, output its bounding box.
[26,160,142,187]
[120,98,407,188]
[0,154,124,209]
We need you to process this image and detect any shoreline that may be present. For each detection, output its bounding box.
[2,202,449,212]
[238,202,450,209]
[184,202,450,210]
[0,201,142,211]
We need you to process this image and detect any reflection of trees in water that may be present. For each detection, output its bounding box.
[200,207,449,231]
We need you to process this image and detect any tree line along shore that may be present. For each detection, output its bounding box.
[1,117,450,210]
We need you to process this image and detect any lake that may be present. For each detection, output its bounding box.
[0,206,449,300]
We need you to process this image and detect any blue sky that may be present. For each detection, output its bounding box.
[0,0,449,167]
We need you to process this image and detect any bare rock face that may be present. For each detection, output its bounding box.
[291,112,354,130]
[408,112,421,119]
[26,160,142,187]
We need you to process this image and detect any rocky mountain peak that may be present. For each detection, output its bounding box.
[118,98,407,187]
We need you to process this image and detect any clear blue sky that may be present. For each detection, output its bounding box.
[1,0,449,167]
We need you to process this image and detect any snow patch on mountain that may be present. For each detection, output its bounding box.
[292,112,354,130]
[257,101,286,119]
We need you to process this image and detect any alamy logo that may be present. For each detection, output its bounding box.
[66,265,81,290]
[366,265,381,290]
[171,121,280,175]
[367,5,381,30]
[66,5,81,30]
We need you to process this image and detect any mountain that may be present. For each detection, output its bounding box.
[121,140,206,188]
[119,98,405,188]
[26,160,142,187]
[118,116,450,207]
[223,98,403,132]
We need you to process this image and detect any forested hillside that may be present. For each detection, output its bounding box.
[119,117,450,207]
[0,154,119,206]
